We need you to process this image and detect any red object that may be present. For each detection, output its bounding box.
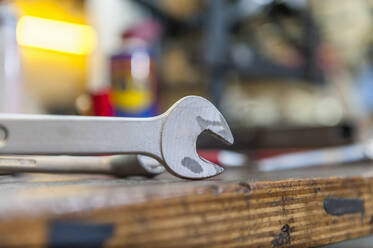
[198,150,220,165]
[198,149,248,167]
[91,90,114,116]
[253,149,306,160]
[122,19,162,43]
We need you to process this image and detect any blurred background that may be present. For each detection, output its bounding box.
[2,0,373,165]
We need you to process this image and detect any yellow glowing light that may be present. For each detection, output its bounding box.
[16,16,96,55]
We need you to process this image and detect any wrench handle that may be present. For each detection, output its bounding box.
[0,114,163,158]
[0,155,163,177]
[0,155,111,174]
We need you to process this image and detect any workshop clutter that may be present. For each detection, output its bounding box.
[1,0,373,172]
[1,1,373,247]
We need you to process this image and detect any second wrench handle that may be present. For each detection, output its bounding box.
[0,114,163,158]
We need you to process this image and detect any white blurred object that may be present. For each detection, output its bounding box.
[0,5,22,113]
[257,144,369,172]
[198,149,248,167]
[86,0,143,91]
[218,150,248,167]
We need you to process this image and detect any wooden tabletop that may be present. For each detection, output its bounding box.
[1,162,373,247]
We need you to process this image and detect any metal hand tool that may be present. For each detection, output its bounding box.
[258,141,373,172]
[0,96,233,179]
[0,155,165,177]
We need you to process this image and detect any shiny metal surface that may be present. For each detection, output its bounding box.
[0,96,233,179]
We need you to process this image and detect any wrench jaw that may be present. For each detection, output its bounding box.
[161,96,234,179]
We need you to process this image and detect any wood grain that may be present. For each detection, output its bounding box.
[0,164,373,247]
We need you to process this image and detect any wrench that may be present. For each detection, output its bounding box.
[0,96,233,179]
[0,155,165,177]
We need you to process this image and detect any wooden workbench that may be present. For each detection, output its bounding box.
[0,163,373,247]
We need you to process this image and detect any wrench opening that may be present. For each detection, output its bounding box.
[160,96,234,179]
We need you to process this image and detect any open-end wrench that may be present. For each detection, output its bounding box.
[0,96,233,179]
[0,155,165,177]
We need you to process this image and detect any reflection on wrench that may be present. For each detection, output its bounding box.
[0,155,165,177]
[0,96,233,179]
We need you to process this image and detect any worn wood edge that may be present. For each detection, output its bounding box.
[0,176,372,247]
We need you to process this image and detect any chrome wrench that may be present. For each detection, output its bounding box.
[0,96,233,179]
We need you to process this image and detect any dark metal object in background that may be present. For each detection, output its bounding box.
[198,123,355,150]
[204,0,230,108]
[134,0,324,108]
